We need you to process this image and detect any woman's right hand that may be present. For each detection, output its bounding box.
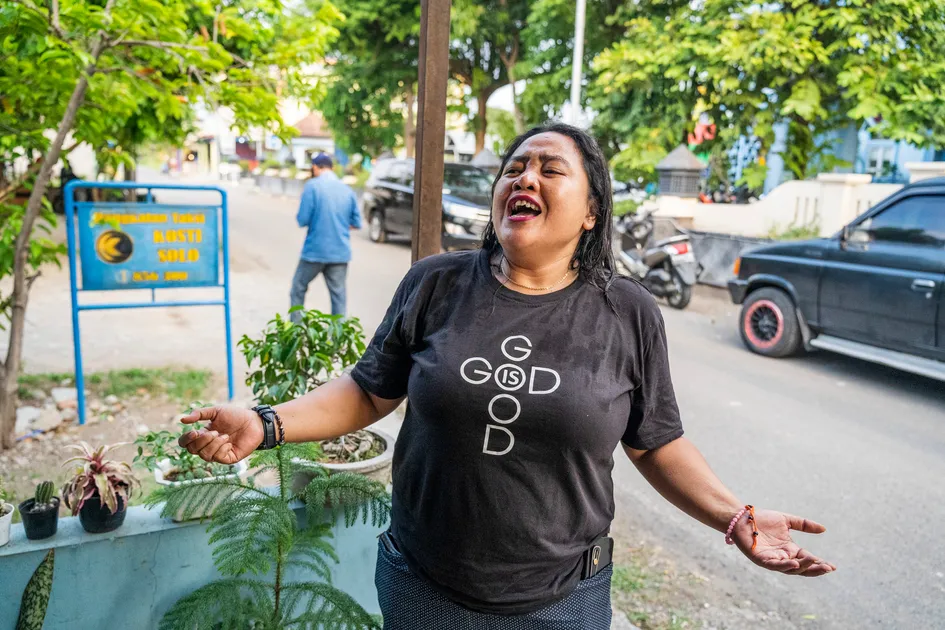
[178,406,264,464]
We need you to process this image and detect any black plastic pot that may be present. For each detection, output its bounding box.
[78,495,126,534]
[18,498,60,540]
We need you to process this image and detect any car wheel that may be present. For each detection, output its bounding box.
[369,210,387,243]
[739,287,802,358]
[666,271,692,309]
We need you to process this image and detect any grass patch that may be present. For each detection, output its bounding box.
[18,368,211,402]
[766,220,820,241]
[611,550,695,630]
[612,563,649,593]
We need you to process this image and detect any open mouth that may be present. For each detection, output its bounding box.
[507,195,542,221]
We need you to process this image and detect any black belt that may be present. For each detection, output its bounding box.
[380,531,613,581]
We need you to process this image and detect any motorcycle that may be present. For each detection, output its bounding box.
[614,209,700,310]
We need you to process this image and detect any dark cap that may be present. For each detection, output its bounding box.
[311,153,333,169]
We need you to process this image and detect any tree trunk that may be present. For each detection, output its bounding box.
[404,84,416,159]
[509,71,525,135]
[476,93,489,154]
[1,61,98,450]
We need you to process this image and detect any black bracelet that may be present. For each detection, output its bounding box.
[252,405,284,450]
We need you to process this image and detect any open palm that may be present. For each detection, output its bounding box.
[732,509,836,577]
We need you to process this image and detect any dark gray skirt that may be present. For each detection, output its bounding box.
[375,538,613,629]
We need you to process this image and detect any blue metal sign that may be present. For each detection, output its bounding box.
[77,204,220,290]
[65,181,234,425]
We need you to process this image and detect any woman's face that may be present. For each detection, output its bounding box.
[491,132,596,260]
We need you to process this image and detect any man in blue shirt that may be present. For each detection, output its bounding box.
[290,153,362,322]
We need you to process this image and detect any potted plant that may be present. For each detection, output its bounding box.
[61,442,140,534]
[239,309,395,489]
[147,443,390,628]
[0,476,13,547]
[134,418,248,522]
[19,481,60,540]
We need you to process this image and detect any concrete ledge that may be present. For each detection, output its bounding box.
[0,503,385,629]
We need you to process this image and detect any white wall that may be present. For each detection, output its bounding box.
[654,174,905,237]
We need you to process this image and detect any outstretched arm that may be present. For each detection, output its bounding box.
[625,437,836,577]
[178,375,403,464]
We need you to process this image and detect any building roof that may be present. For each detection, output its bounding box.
[292,113,331,139]
[657,145,707,171]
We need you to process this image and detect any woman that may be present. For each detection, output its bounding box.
[180,124,835,629]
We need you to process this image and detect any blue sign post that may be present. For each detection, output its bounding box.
[64,181,234,425]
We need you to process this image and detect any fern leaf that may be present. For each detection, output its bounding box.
[288,459,329,502]
[303,472,391,528]
[281,581,381,629]
[249,448,281,469]
[145,477,266,521]
[158,578,272,630]
[285,521,339,583]
[207,494,296,577]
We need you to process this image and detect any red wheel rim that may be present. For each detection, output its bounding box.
[744,299,784,350]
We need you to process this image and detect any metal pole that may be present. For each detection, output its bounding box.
[64,181,87,426]
[568,0,587,126]
[220,190,235,401]
[412,0,452,262]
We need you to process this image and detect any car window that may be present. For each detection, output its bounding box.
[859,195,945,247]
[443,166,493,197]
[403,162,415,188]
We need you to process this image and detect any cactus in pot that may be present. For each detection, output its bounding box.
[34,481,56,509]
[20,480,61,541]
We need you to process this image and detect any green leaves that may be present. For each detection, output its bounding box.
[239,310,367,406]
[302,471,391,529]
[0,202,65,331]
[16,550,54,630]
[783,80,826,122]
[591,0,945,182]
[158,447,389,628]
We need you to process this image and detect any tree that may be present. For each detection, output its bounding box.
[323,0,534,156]
[592,0,945,184]
[487,108,518,155]
[0,0,343,450]
[518,0,623,127]
[321,0,420,158]
[451,0,533,153]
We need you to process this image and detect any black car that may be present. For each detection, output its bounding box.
[729,177,945,380]
[360,159,493,250]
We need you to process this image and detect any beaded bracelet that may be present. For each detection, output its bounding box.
[273,410,286,447]
[725,504,760,552]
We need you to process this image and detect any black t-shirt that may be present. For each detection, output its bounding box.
[351,249,683,615]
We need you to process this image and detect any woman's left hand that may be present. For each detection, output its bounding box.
[733,508,837,577]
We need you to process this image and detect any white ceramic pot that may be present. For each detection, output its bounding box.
[154,459,248,522]
[291,427,395,498]
[0,502,13,547]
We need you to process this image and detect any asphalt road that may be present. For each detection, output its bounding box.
[612,305,945,629]
[8,180,944,627]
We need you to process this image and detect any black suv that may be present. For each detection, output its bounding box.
[361,159,493,249]
[729,177,945,380]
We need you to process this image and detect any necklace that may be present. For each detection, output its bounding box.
[499,256,574,292]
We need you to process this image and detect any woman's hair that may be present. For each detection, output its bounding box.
[481,122,617,293]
